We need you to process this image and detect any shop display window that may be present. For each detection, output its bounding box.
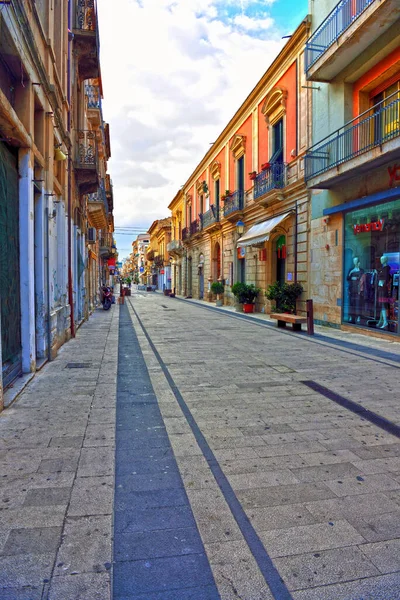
[343,199,400,334]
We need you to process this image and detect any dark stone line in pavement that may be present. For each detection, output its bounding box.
[131,302,295,600]
[302,380,400,439]
[113,305,220,599]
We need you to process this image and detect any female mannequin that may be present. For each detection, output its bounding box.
[377,255,392,328]
[347,257,363,323]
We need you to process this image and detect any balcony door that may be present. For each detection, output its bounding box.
[237,156,244,192]
[270,118,283,163]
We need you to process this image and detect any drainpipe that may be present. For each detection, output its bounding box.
[45,204,52,360]
[294,201,298,283]
[67,0,75,337]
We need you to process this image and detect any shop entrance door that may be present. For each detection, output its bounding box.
[0,142,22,388]
[199,267,204,299]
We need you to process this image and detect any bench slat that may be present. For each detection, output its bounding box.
[270,313,307,323]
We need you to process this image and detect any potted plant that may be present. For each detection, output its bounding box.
[265,281,303,314]
[249,171,257,180]
[261,162,270,171]
[232,282,260,313]
[231,282,246,312]
[221,190,232,201]
[210,281,224,306]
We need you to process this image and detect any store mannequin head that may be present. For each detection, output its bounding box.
[381,255,388,266]
[353,257,360,267]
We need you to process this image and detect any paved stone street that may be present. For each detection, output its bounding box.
[1,289,400,600]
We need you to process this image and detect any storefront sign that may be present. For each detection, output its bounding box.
[237,247,245,259]
[388,164,400,187]
[353,219,384,235]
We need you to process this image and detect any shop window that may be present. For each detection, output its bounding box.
[343,200,400,334]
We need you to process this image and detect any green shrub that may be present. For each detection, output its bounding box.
[265,281,303,313]
[232,282,261,304]
[210,281,224,295]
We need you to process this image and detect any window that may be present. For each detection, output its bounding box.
[270,119,283,163]
[372,79,400,143]
[237,156,245,192]
[215,179,220,211]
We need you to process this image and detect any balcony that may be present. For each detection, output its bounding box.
[190,219,201,236]
[305,90,400,188]
[182,227,190,241]
[105,174,113,212]
[254,163,287,204]
[223,190,244,220]
[99,233,113,258]
[74,130,98,195]
[167,239,184,256]
[73,0,100,81]
[305,0,399,82]
[201,205,220,231]
[87,184,108,229]
[85,84,101,127]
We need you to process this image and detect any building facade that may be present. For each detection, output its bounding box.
[147,219,172,292]
[173,19,311,312]
[306,0,400,337]
[0,0,114,409]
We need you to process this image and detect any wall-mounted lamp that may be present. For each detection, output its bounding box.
[236,219,245,235]
[54,144,67,161]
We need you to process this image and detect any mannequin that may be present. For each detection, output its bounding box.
[347,257,364,323]
[377,255,392,329]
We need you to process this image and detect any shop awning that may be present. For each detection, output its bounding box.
[237,212,292,247]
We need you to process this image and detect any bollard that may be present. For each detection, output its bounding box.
[306,299,314,336]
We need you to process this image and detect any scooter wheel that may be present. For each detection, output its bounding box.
[103,298,111,310]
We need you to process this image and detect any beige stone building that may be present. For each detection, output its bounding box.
[0,0,114,408]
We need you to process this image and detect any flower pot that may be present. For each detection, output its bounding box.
[249,173,257,181]
[243,303,254,313]
[261,162,270,171]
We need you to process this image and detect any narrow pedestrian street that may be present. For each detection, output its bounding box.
[2,290,400,600]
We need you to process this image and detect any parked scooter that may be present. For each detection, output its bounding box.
[101,286,112,310]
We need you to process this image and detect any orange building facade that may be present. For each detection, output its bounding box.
[172,18,311,312]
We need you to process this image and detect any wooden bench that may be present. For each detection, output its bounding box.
[270,313,307,331]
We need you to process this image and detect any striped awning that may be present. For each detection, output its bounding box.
[237,212,291,247]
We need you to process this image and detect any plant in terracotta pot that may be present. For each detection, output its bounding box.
[231,282,246,312]
[232,282,260,313]
[261,162,270,171]
[210,281,224,306]
[265,281,303,314]
[249,171,257,181]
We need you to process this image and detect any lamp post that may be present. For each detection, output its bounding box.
[235,220,245,284]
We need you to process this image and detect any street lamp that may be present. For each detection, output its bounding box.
[236,219,245,235]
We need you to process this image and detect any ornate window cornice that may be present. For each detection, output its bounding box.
[229,134,246,159]
[261,86,288,128]
[210,160,221,180]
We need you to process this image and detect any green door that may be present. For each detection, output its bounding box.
[0,142,22,387]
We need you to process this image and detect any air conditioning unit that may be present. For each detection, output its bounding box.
[87,227,96,243]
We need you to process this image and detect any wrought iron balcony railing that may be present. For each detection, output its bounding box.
[305,90,400,181]
[305,0,375,72]
[87,184,107,212]
[190,219,201,236]
[85,84,101,109]
[223,190,244,218]
[167,239,183,253]
[182,227,190,241]
[254,163,287,200]
[201,205,219,229]
[76,0,97,31]
[76,130,97,168]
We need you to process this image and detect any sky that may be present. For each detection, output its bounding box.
[96,0,309,260]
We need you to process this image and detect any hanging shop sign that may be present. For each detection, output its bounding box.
[353,219,384,235]
[237,247,245,259]
[388,164,400,187]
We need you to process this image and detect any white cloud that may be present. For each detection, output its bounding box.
[97,0,286,258]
